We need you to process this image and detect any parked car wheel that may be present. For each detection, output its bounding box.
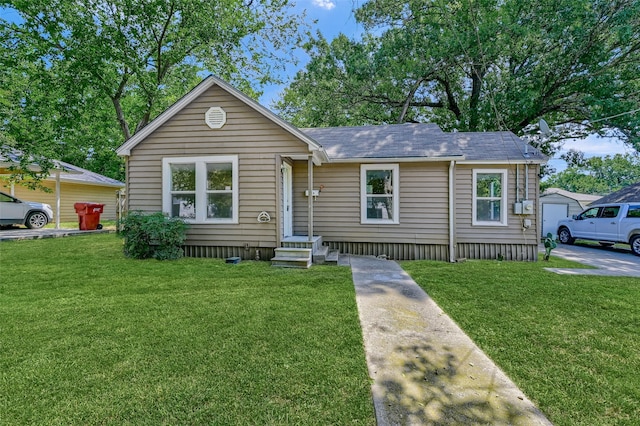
[558,227,575,245]
[25,211,49,229]
[631,235,640,257]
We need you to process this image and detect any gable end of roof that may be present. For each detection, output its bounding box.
[116,76,326,161]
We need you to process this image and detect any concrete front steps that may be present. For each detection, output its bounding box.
[271,236,340,268]
[271,247,313,268]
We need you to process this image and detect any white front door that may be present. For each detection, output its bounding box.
[542,203,569,238]
[282,162,293,238]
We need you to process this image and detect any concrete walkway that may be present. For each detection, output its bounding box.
[349,256,552,426]
[545,244,640,277]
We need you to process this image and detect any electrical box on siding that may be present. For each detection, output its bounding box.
[522,200,534,214]
[514,200,534,215]
[513,202,523,214]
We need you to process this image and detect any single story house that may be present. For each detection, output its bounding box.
[116,76,546,262]
[539,188,600,238]
[593,182,640,204]
[0,157,124,223]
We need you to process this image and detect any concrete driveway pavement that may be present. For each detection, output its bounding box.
[0,227,111,241]
[545,243,640,277]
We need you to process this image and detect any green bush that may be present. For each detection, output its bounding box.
[118,211,188,260]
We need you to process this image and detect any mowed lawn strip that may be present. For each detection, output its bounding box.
[0,234,375,425]
[401,259,640,426]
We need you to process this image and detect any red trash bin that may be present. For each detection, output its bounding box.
[74,202,105,230]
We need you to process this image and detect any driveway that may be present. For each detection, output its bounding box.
[0,227,111,241]
[546,242,640,277]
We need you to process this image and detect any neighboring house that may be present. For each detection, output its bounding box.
[593,182,640,204]
[116,76,546,262]
[539,188,600,238]
[0,158,124,222]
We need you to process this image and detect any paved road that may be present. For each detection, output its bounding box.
[546,242,640,277]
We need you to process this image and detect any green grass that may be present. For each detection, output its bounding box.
[44,219,117,230]
[0,235,374,425]
[402,258,640,426]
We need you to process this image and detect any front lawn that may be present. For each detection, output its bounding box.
[0,234,374,424]
[402,259,640,426]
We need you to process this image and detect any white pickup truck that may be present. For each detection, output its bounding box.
[557,203,640,256]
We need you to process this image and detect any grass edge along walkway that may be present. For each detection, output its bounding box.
[402,258,640,426]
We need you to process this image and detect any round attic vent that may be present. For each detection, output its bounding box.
[205,107,226,129]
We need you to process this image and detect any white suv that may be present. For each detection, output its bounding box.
[0,191,54,229]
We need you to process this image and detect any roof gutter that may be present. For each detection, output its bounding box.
[457,159,545,165]
[327,156,465,164]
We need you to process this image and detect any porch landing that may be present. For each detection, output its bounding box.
[272,236,339,268]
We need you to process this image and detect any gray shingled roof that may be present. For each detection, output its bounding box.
[301,123,546,162]
[52,160,124,187]
[593,182,640,204]
[542,188,601,205]
[1,152,124,187]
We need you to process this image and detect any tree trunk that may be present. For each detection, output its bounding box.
[112,97,131,141]
[469,63,485,131]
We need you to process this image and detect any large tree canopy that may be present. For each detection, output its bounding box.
[1,0,306,181]
[276,0,640,157]
[542,152,640,195]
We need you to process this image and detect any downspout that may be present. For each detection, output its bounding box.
[125,157,130,213]
[55,169,61,229]
[515,164,520,202]
[525,164,529,200]
[449,160,456,263]
[307,156,313,241]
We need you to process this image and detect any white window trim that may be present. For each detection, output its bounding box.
[360,163,400,225]
[162,155,239,224]
[472,169,508,226]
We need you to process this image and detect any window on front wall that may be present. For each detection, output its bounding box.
[472,169,507,226]
[162,156,238,223]
[361,164,399,224]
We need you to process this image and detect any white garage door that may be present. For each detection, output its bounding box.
[542,203,569,238]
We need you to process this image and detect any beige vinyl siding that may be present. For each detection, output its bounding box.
[3,181,121,222]
[293,161,450,244]
[455,164,540,245]
[125,84,310,248]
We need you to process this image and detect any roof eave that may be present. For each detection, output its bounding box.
[327,155,465,163]
[116,75,328,160]
[457,159,546,165]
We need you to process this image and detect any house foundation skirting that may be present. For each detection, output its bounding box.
[182,245,275,261]
[456,243,538,261]
[327,241,450,261]
[326,241,538,261]
[182,242,538,262]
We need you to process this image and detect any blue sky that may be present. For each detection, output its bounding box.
[259,0,363,107]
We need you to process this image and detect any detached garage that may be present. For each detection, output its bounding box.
[540,188,600,238]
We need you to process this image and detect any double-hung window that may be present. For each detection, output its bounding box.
[472,169,507,226]
[162,156,238,223]
[361,164,399,224]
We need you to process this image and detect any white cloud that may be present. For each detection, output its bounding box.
[312,0,336,10]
